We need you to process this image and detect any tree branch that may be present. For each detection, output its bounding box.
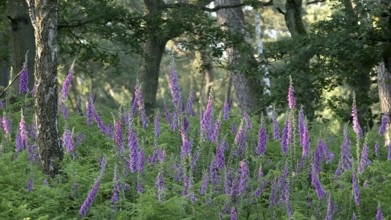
[164,0,273,12]
[306,0,326,5]
[0,69,24,98]
[25,0,36,25]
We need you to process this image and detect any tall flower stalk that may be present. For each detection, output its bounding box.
[79,156,107,217]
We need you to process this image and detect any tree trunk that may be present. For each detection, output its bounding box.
[0,67,8,89]
[138,0,167,114]
[284,0,306,37]
[26,0,62,177]
[377,62,391,146]
[8,0,35,93]
[215,0,264,115]
[201,52,214,99]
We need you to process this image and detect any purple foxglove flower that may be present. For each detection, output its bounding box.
[86,95,93,125]
[244,113,252,130]
[376,204,383,220]
[0,101,3,108]
[281,118,290,156]
[285,187,292,220]
[128,129,138,172]
[15,128,24,152]
[358,145,369,174]
[313,139,324,174]
[137,181,143,193]
[269,179,278,207]
[183,116,189,133]
[100,155,107,174]
[175,163,183,182]
[254,188,261,197]
[223,98,230,121]
[239,161,249,195]
[156,172,165,201]
[301,123,310,157]
[182,175,191,196]
[230,173,240,199]
[352,171,360,206]
[352,212,357,220]
[93,109,106,135]
[238,128,248,157]
[234,121,244,145]
[157,148,166,163]
[210,156,218,184]
[138,149,145,174]
[19,111,27,145]
[181,131,191,157]
[76,132,86,146]
[27,121,37,140]
[200,172,209,195]
[154,113,160,138]
[2,115,11,137]
[26,177,33,191]
[187,88,195,116]
[339,125,352,171]
[107,121,114,137]
[321,140,334,164]
[375,141,379,158]
[212,116,221,143]
[114,114,124,154]
[311,167,325,199]
[61,65,73,103]
[19,54,29,94]
[201,93,213,138]
[141,110,148,128]
[62,102,69,119]
[216,142,225,170]
[191,150,199,172]
[280,164,289,192]
[379,114,389,136]
[163,104,172,127]
[172,111,178,131]
[43,179,49,186]
[79,176,102,217]
[168,67,182,109]
[272,108,280,140]
[257,122,267,156]
[288,76,295,110]
[63,127,75,157]
[230,207,237,220]
[351,95,363,139]
[325,193,332,220]
[231,122,237,135]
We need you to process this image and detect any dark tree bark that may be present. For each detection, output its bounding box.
[26,0,62,177]
[8,0,35,92]
[138,0,168,114]
[215,0,264,115]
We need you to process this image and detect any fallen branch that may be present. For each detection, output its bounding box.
[0,69,24,98]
